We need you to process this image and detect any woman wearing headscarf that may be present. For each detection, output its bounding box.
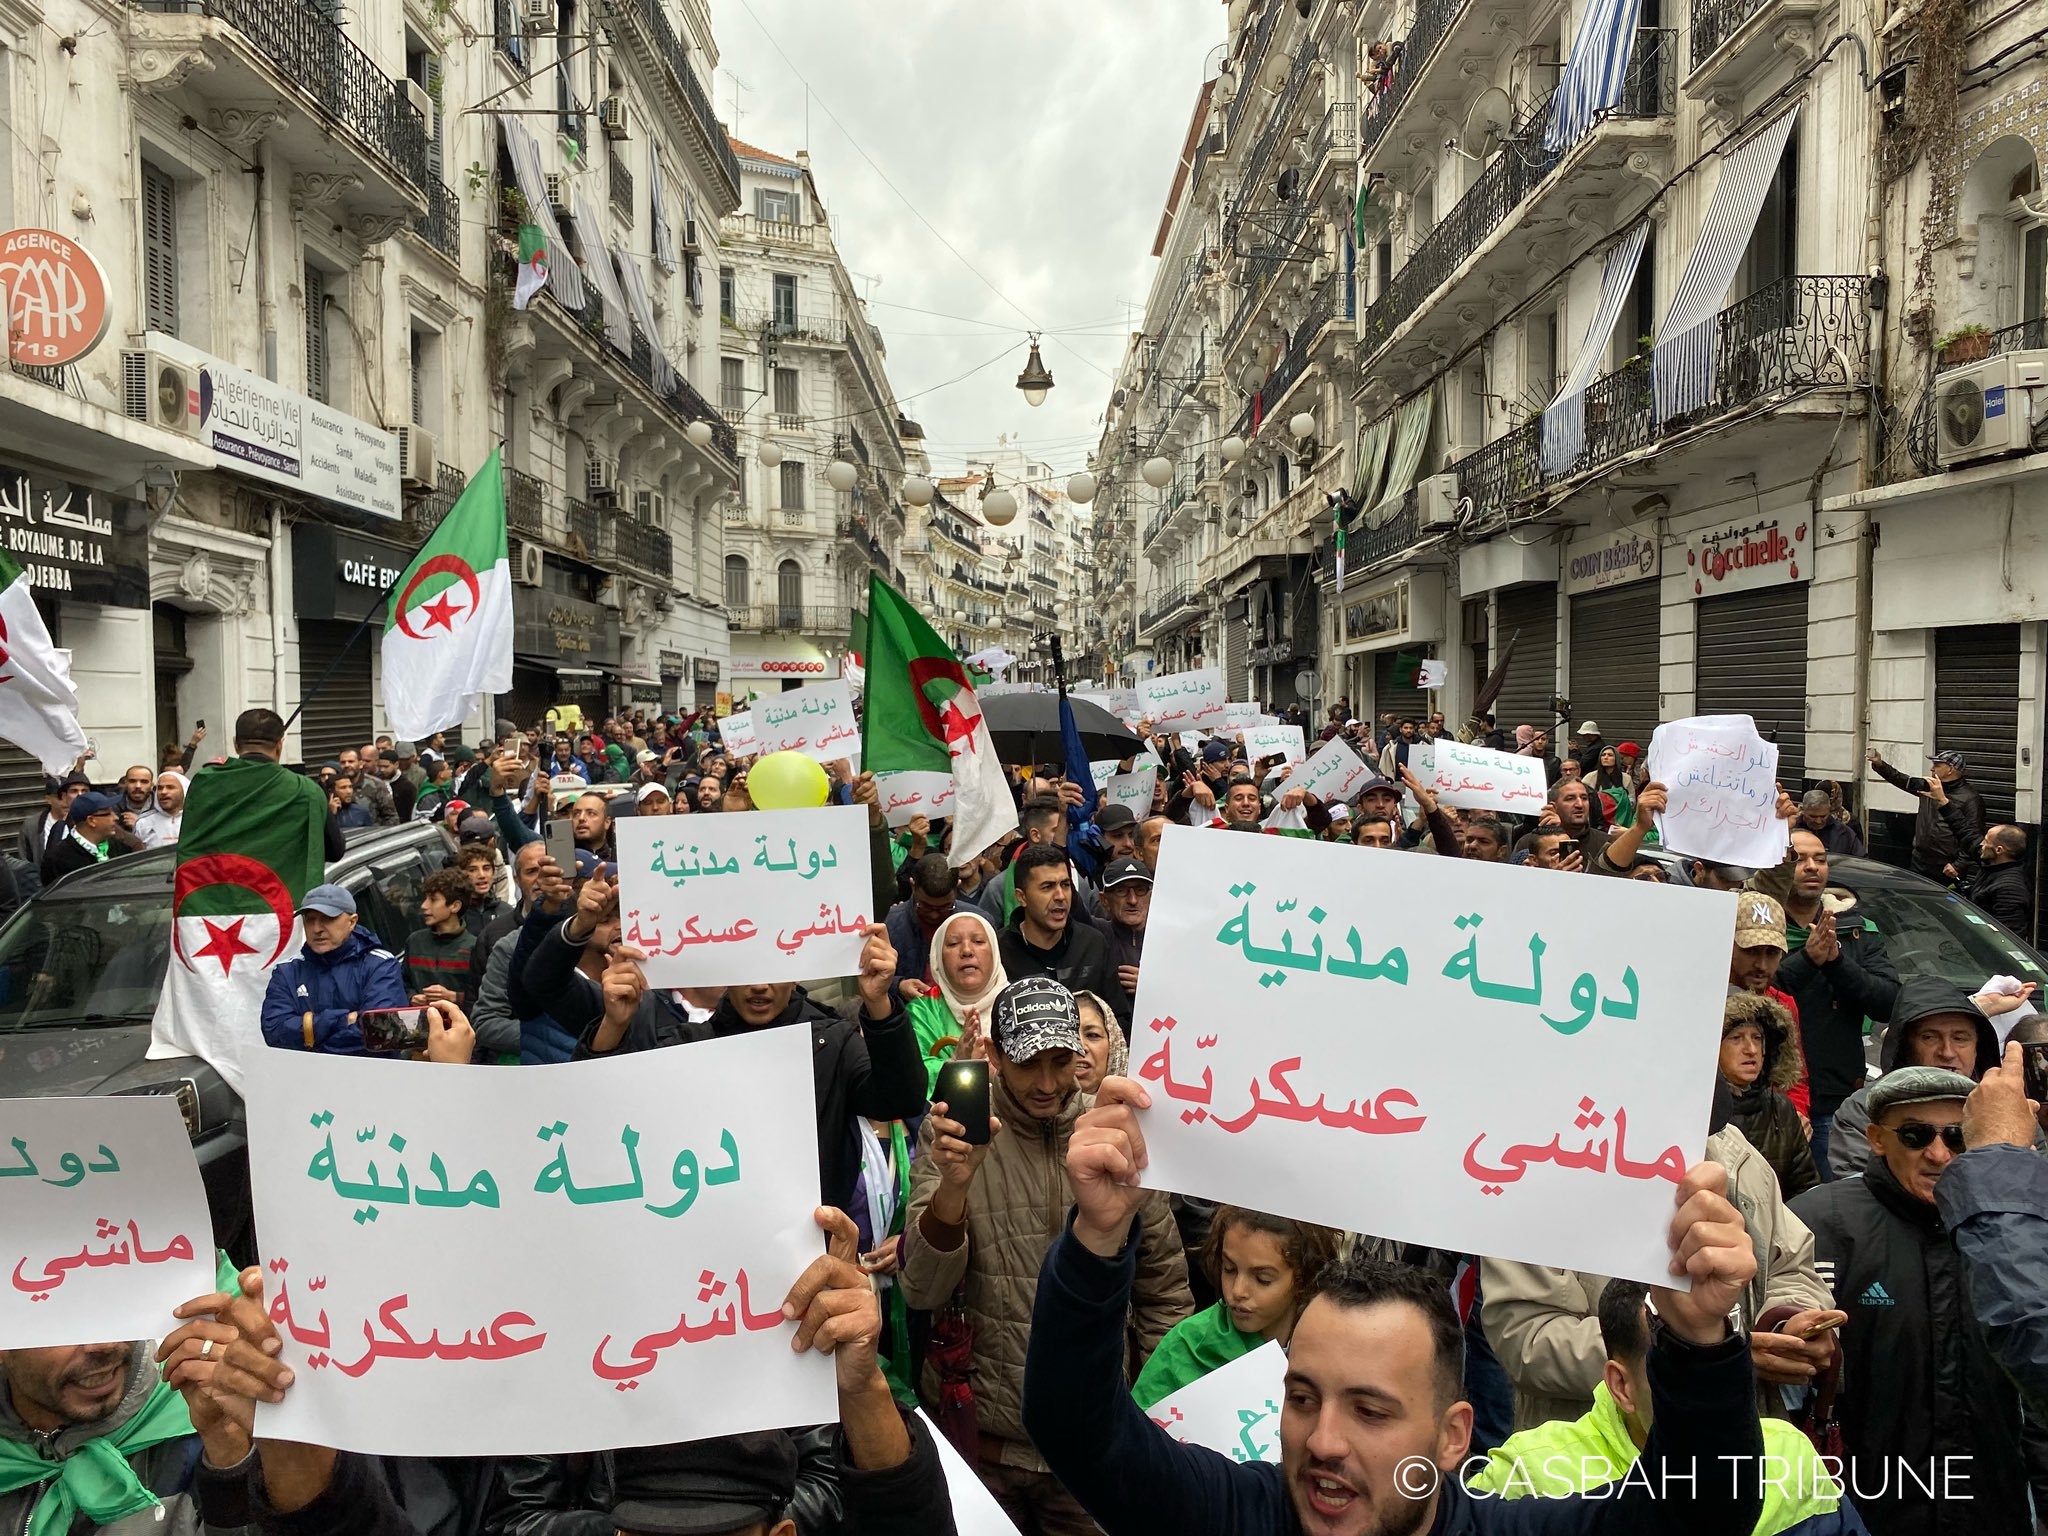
[905,910,1008,1093]
[1584,745,1634,828]
[1071,990,1128,1093]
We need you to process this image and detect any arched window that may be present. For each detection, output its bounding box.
[1957,137,2046,339]
[723,554,749,610]
[777,559,803,628]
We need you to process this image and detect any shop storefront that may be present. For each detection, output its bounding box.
[1689,510,1811,785]
[1563,524,1661,753]
[659,650,690,714]
[507,584,621,728]
[692,656,720,711]
[1330,570,1445,720]
[1459,537,1558,738]
[290,524,411,763]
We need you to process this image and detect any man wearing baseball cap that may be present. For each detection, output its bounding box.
[1098,856,1152,999]
[1869,743,1987,885]
[900,977,1190,1531]
[40,791,129,887]
[257,884,411,1053]
[1793,1065,2039,1536]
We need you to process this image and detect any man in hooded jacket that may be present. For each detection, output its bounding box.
[1718,992,1819,1198]
[1827,977,2017,1179]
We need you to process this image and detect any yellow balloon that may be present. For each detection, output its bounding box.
[748,750,830,810]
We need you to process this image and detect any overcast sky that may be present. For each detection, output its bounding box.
[712,0,1221,483]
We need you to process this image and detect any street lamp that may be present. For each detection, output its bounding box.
[1066,473,1097,505]
[1015,335,1055,407]
[1141,456,1173,489]
[758,440,784,468]
[1289,411,1317,440]
[685,420,714,449]
[825,459,859,493]
[902,476,934,506]
[984,488,1018,525]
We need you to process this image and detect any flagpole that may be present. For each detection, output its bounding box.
[278,570,400,740]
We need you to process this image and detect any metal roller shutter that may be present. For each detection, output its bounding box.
[296,619,374,766]
[1695,584,1808,787]
[499,664,557,736]
[1374,648,1432,726]
[0,742,50,858]
[1568,585,1661,753]
[1225,610,1249,702]
[1493,585,1560,737]
[1935,624,2019,823]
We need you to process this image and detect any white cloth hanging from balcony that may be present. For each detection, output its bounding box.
[1349,413,1392,505]
[499,116,586,311]
[1541,222,1649,477]
[572,190,633,357]
[1365,391,1434,525]
[649,143,679,274]
[1542,0,1646,154]
[613,243,675,396]
[1653,105,1799,422]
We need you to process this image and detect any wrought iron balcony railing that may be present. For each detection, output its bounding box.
[1139,581,1201,634]
[729,603,851,635]
[1934,316,2047,375]
[1236,277,1342,436]
[412,180,459,262]
[139,0,426,190]
[1349,488,1419,569]
[600,0,740,197]
[506,468,547,538]
[608,155,634,221]
[402,462,468,543]
[1358,0,1467,161]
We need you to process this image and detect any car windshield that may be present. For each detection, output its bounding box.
[1842,880,2048,991]
[0,892,173,1030]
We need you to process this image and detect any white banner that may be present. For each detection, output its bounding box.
[1145,1341,1287,1464]
[1223,702,1262,730]
[615,805,873,986]
[1413,738,1550,816]
[875,770,956,829]
[1143,669,1228,733]
[1133,826,1733,1285]
[1104,768,1158,818]
[1279,736,1374,805]
[1,1096,214,1349]
[717,711,757,758]
[1240,725,1307,765]
[245,1036,836,1455]
[1645,715,1788,869]
[752,682,861,764]
[921,1410,1024,1535]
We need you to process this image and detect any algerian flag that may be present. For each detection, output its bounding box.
[862,574,1016,868]
[1417,658,1448,689]
[146,757,328,1091]
[845,604,867,693]
[514,224,550,310]
[0,548,86,772]
[381,448,514,739]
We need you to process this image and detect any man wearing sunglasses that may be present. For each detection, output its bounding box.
[1793,1067,2047,1536]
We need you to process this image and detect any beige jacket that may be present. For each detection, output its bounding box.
[899,1071,1192,1471]
[1482,1123,1834,1429]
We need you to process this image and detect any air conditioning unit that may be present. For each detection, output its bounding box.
[544,173,570,218]
[515,542,545,586]
[586,457,615,494]
[1418,472,1463,529]
[682,214,700,252]
[1936,351,2048,467]
[121,349,203,439]
[396,423,437,489]
[598,97,629,139]
[596,579,623,610]
[401,78,434,137]
[522,0,553,26]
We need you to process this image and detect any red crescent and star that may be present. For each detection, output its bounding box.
[393,555,482,642]
[173,853,297,975]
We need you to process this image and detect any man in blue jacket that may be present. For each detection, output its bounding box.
[1022,1076,1767,1536]
[259,885,410,1054]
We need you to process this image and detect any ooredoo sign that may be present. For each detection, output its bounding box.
[0,228,111,367]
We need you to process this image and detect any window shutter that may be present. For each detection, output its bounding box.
[424,56,445,182]
[141,164,178,336]
[305,262,328,402]
[780,460,804,510]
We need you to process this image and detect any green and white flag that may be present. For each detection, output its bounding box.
[381,448,513,739]
[514,223,550,310]
[0,549,86,772]
[146,757,329,1091]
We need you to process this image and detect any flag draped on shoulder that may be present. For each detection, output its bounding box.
[382,448,513,739]
[861,574,1016,867]
[0,549,86,772]
[147,757,329,1091]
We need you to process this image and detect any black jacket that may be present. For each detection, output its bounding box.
[197,1447,495,1536]
[520,914,928,1213]
[1811,816,1866,858]
[38,829,126,888]
[1792,1158,2048,1536]
[1720,992,1819,1199]
[1775,895,1900,1116]
[1827,977,2003,1180]
[999,914,1129,1026]
[1968,858,2031,937]
[1872,762,1985,882]
[1022,1217,1764,1536]
[1935,1143,2048,1414]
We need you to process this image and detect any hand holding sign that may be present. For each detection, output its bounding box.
[781,1207,886,1393]
[157,1267,294,1470]
[1068,1077,1154,1258]
[1655,1162,1756,1345]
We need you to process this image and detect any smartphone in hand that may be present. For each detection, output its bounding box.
[544,816,577,875]
[935,1059,991,1145]
[359,1007,430,1055]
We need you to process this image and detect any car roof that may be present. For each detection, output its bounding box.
[32,822,446,901]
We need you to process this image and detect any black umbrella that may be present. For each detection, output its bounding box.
[979,693,1145,766]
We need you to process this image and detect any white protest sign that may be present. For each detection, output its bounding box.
[1280,736,1374,805]
[751,682,862,765]
[615,804,873,986]
[1,1096,214,1349]
[245,1034,836,1455]
[1145,1341,1287,1464]
[920,1410,1024,1536]
[1133,826,1733,1284]
[1240,725,1307,765]
[1223,702,1262,730]
[875,770,955,828]
[1105,768,1158,817]
[1645,715,1788,869]
[1418,738,1550,816]
[1144,668,1228,733]
[718,711,757,757]
[1090,758,1126,788]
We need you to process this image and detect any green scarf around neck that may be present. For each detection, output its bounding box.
[0,1373,196,1536]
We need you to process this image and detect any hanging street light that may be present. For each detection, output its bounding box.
[1220,434,1248,463]
[685,420,714,449]
[825,459,859,493]
[758,439,784,468]
[902,475,934,506]
[1066,473,1097,505]
[1289,411,1317,440]
[1015,334,1055,407]
[1141,456,1173,489]
[983,488,1018,524]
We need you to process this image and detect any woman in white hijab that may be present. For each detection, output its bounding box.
[906,909,1009,1091]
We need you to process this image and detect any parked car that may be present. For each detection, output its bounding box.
[0,821,450,1261]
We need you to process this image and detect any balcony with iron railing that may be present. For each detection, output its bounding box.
[1138,581,1202,637]
[608,155,634,221]
[506,468,547,539]
[401,462,468,543]
[1224,0,1286,144]
[1358,31,1675,391]
[1688,0,1826,92]
[729,603,851,635]
[411,180,460,264]
[131,0,427,215]
[598,0,741,200]
[1234,276,1348,437]
[735,309,846,346]
[1356,0,1488,166]
[1934,317,2047,375]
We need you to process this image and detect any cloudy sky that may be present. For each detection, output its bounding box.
[712,0,1222,483]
